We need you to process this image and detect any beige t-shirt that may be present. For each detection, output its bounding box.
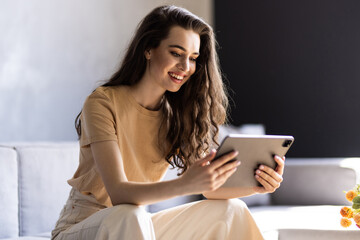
[68,86,169,207]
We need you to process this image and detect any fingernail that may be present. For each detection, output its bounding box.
[236,161,241,166]
[256,170,261,174]
[259,165,264,170]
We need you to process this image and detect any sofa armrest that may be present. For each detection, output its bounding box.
[271,158,359,205]
[0,146,19,238]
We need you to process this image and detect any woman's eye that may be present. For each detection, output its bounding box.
[171,51,197,62]
[171,52,181,57]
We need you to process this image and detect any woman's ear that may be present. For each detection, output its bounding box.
[144,49,151,60]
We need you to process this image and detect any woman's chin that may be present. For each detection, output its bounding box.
[166,84,183,93]
[166,87,181,93]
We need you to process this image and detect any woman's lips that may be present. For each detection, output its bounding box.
[169,72,186,84]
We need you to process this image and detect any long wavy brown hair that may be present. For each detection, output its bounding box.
[75,5,229,174]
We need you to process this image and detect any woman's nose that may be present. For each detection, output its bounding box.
[177,58,190,72]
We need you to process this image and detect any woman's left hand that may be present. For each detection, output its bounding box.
[253,155,285,194]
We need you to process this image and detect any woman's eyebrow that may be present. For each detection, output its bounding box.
[168,44,200,55]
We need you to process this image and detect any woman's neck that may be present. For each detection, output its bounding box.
[129,80,164,111]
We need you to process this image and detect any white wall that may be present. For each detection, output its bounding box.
[0,0,213,141]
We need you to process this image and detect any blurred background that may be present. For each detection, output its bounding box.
[215,0,360,157]
[0,0,212,142]
[1,0,360,158]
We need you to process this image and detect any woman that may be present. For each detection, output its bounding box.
[52,5,284,240]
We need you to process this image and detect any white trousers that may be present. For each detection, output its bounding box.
[52,189,264,240]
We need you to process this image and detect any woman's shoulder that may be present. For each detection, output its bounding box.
[82,85,130,116]
[88,85,128,101]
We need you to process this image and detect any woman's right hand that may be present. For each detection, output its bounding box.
[179,150,240,195]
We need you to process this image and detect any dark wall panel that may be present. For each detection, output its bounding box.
[215,0,360,157]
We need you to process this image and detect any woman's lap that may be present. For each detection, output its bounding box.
[54,198,263,240]
[152,199,263,240]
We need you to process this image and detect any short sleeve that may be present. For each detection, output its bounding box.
[80,89,118,147]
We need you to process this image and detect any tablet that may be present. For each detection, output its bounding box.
[214,134,294,188]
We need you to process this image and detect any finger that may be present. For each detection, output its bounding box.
[256,167,283,187]
[274,155,285,175]
[209,151,239,170]
[258,165,283,183]
[255,174,277,193]
[215,160,241,177]
[198,149,216,166]
[253,185,266,194]
[214,166,238,188]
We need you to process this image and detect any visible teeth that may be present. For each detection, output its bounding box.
[169,73,184,80]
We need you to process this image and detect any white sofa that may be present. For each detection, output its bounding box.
[1,142,360,240]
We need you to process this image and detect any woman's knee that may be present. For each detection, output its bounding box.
[107,204,150,222]
[94,205,155,239]
[197,199,250,218]
[227,198,248,210]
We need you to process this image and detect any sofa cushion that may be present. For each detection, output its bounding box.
[0,146,18,238]
[272,158,358,205]
[16,143,79,236]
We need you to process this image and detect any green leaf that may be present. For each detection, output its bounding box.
[353,196,360,203]
[352,196,360,209]
[353,203,360,209]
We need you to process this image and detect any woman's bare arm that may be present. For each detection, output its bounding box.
[91,140,239,206]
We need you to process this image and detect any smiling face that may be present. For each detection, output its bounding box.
[143,26,200,93]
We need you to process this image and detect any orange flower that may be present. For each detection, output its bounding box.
[354,213,360,225]
[340,206,353,218]
[346,190,357,202]
[341,217,352,228]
